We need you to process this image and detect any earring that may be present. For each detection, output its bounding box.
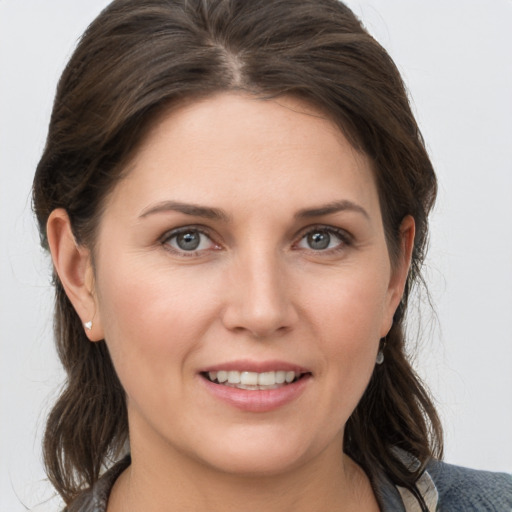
[84,321,92,331]
[376,337,386,365]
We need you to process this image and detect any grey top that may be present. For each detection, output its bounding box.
[66,455,512,511]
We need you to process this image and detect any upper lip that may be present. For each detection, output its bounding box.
[199,359,310,374]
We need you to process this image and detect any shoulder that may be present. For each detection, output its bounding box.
[65,456,131,512]
[426,459,512,511]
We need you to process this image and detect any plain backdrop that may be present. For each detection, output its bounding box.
[1,1,511,510]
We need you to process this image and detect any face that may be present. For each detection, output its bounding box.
[89,93,409,476]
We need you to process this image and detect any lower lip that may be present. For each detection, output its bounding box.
[200,375,311,412]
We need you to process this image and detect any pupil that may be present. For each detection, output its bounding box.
[308,231,330,250]
[177,232,200,250]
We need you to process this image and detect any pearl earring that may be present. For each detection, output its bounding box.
[84,321,92,331]
[376,337,386,365]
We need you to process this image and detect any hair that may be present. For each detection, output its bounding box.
[33,0,442,508]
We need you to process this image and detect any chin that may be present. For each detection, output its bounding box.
[186,425,331,478]
[202,450,305,478]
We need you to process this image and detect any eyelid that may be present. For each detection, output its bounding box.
[160,224,208,241]
[293,224,353,250]
[160,225,221,256]
[158,223,353,256]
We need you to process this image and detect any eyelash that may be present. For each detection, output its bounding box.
[160,224,352,257]
[294,225,353,254]
[160,226,219,257]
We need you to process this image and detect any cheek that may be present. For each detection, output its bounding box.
[94,257,220,391]
[306,268,389,411]
[310,266,391,347]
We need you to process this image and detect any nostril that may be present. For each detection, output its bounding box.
[220,263,299,337]
[221,302,298,339]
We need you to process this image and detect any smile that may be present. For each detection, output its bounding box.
[204,370,304,390]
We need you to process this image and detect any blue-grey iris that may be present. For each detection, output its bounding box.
[307,231,330,250]
[176,231,201,250]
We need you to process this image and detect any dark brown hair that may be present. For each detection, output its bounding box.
[33,0,442,508]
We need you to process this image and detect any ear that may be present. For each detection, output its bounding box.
[46,209,104,342]
[381,215,415,337]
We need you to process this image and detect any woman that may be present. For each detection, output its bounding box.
[32,0,512,510]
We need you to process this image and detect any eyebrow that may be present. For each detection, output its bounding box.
[139,199,369,222]
[139,200,230,222]
[295,200,369,220]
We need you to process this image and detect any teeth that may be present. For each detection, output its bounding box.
[228,371,240,384]
[205,370,302,388]
[258,371,275,386]
[241,371,258,385]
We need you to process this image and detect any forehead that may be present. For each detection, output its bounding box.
[106,92,380,220]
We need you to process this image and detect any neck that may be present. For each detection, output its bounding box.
[109,436,379,512]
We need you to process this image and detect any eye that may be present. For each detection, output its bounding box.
[162,228,218,255]
[296,227,349,252]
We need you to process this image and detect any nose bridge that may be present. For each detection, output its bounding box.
[223,244,296,337]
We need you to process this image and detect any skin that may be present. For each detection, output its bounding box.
[48,93,414,511]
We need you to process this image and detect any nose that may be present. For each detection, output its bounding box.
[221,250,298,339]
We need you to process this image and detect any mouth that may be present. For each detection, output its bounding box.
[201,370,310,391]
